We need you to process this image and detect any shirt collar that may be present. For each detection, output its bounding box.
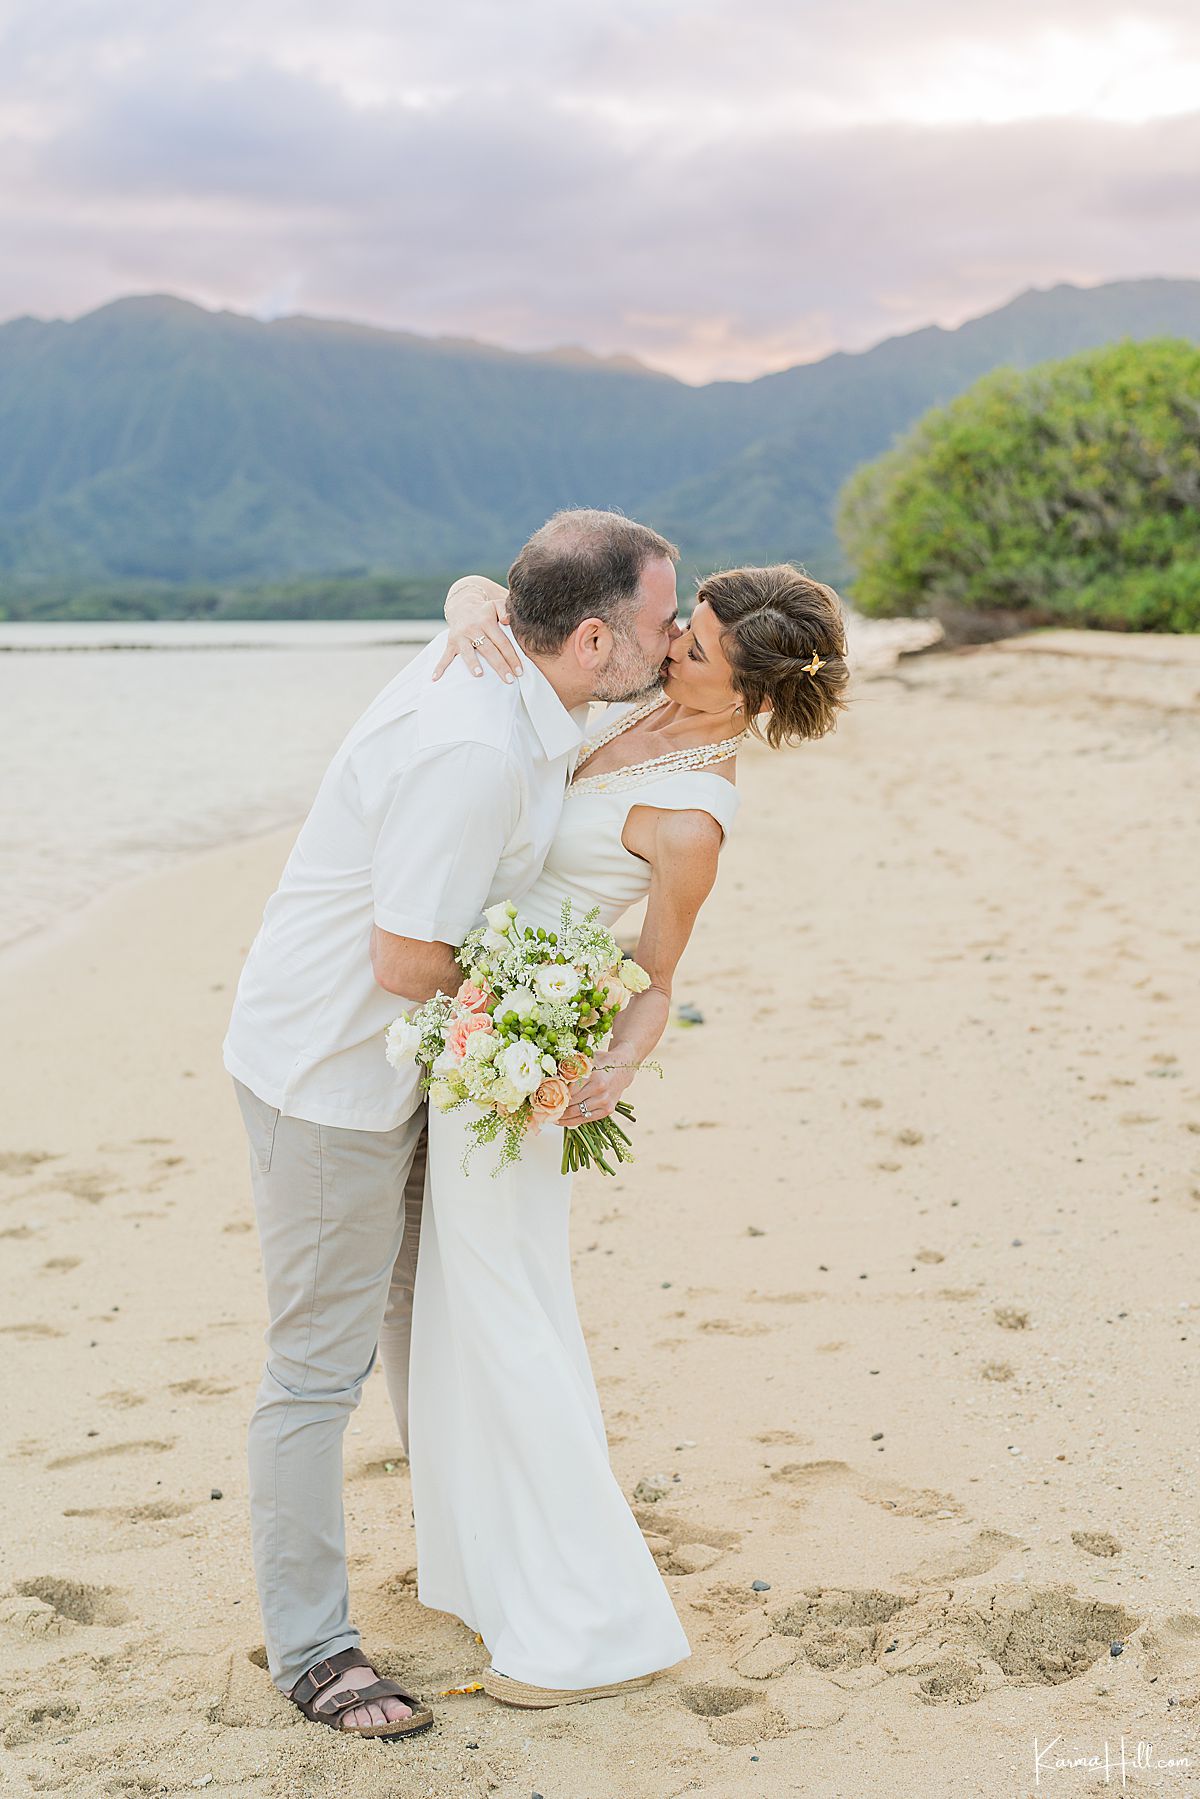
[510,627,586,763]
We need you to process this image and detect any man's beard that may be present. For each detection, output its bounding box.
[591,638,665,704]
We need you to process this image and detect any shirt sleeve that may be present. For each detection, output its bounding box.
[370,741,519,944]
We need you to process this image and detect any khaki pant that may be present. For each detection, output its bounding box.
[233,1078,426,1693]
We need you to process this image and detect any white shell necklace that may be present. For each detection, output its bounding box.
[570,692,746,794]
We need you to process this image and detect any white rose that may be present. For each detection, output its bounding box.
[618,958,651,994]
[432,1045,461,1075]
[464,1029,499,1062]
[428,1077,461,1112]
[534,962,581,1003]
[498,986,539,1021]
[501,1039,546,1094]
[488,1075,525,1111]
[384,1016,422,1068]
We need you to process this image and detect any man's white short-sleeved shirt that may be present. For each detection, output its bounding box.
[222,631,586,1129]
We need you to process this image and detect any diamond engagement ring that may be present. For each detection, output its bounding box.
[579,1101,590,1118]
[470,636,485,648]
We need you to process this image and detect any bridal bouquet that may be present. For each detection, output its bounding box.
[384,899,652,1176]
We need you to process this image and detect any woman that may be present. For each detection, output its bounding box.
[401,564,849,1707]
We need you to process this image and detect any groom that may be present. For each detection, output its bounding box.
[222,509,680,1736]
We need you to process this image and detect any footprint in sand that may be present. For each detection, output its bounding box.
[768,1459,968,1521]
[0,1224,39,1241]
[700,1583,1140,1716]
[222,1219,254,1234]
[0,1151,59,1178]
[99,1388,148,1409]
[46,1169,118,1205]
[0,1576,130,1637]
[1,1698,80,1747]
[697,1318,773,1336]
[679,1668,847,1743]
[62,1499,195,1526]
[39,1256,82,1275]
[168,1377,236,1398]
[1071,1529,1122,1559]
[0,1322,65,1341]
[1142,1613,1200,1705]
[635,1509,740,1576]
[747,1291,823,1306]
[994,1305,1030,1331]
[897,1528,1024,1587]
[47,1438,174,1470]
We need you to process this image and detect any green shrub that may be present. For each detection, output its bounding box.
[836,338,1200,633]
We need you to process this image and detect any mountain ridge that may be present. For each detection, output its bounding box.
[2,276,1198,596]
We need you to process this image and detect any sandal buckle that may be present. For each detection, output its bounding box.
[306,1657,340,1691]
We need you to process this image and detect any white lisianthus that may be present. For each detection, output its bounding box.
[428,1077,461,1112]
[618,958,651,993]
[540,1053,558,1074]
[484,900,517,933]
[464,1029,500,1062]
[384,1017,422,1068]
[534,962,581,1003]
[482,928,510,954]
[498,986,539,1020]
[501,1039,546,1094]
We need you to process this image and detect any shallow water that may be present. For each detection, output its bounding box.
[0,613,936,953]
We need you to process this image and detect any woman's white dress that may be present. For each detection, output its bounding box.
[407,709,740,1689]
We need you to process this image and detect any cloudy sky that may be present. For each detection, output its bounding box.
[2,0,1198,381]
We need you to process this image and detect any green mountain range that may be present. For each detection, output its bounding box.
[2,277,1199,604]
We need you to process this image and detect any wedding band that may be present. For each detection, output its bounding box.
[579,1101,590,1118]
[470,636,485,648]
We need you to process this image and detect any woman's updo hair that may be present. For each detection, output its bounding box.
[697,563,850,749]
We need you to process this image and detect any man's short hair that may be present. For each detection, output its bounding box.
[506,509,679,654]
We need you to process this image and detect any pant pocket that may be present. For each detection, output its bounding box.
[234,1081,282,1175]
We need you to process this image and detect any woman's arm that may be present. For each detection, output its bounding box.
[558,807,723,1126]
[433,575,523,682]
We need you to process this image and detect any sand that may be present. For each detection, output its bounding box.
[1,628,1198,1799]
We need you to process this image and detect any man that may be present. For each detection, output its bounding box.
[223,509,680,1739]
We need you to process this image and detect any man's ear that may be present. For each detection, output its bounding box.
[572,617,611,669]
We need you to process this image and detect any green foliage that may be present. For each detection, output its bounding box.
[3,282,1200,616]
[837,338,1200,633]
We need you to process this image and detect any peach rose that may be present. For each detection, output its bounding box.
[598,972,631,1013]
[530,1075,571,1124]
[446,1011,494,1060]
[456,979,493,1014]
[557,1051,593,1085]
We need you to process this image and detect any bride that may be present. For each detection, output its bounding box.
[392,562,848,1708]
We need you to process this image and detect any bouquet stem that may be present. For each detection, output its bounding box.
[561,1101,637,1176]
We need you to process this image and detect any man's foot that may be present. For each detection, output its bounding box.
[287,1649,433,1737]
[300,1661,412,1730]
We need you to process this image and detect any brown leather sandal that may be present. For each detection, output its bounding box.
[288,1647,434,1739]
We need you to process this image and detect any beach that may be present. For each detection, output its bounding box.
[1,626,1198,1798]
